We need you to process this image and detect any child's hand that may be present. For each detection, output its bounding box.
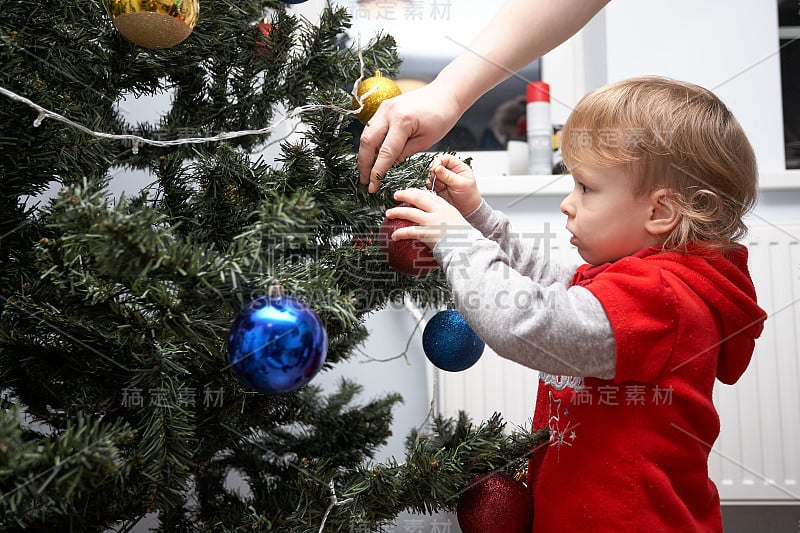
[387,189,474,248]
[428,154,482,216]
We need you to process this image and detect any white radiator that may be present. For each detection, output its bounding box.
[432,224,800,502]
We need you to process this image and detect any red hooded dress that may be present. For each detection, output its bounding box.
[527,245,767,532]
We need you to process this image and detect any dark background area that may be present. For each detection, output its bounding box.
[779,0,799,169]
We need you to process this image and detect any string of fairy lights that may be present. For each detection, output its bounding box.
[0,84,380,152]
[0,36,379,152]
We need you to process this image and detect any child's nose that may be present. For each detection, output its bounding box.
[560,192,575,217]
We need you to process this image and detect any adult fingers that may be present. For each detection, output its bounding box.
[357,115,389,186]
[357,99,416,190]
[368,135,406,194]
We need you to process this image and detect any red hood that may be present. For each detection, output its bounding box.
[577,245,767,384]
[647,246,766,384]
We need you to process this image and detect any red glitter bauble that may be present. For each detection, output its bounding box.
[253,22,273,56]
[456,472,533,533]
[378,203,439,276]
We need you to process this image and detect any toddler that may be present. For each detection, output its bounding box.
[386,76,768,531]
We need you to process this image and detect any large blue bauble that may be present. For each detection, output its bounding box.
[422,309,485,372]
[227,294,327,395]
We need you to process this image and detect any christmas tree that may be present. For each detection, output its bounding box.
[0,1,544,530]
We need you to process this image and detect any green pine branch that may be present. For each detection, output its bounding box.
[237,412,547,532]
[0,405,134,532]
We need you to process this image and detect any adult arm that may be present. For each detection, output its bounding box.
[357,0,610,191]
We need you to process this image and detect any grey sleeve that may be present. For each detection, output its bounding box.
[464,200,576,286]
[432,230,616,379]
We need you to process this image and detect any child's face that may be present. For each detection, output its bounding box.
[560,164,662,265]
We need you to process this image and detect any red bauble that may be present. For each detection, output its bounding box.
[351,236,373,249]
[378,203,439,276]
[257,21,272,37]
[456,472,533,533]
[254,22,273,56]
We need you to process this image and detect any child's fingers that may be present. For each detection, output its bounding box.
[388,225,423,242]
[427,155,467,189]
[427,159,444,191]
[385,204,425,224]
[437,153,472,175]
[430,163,461,189]
[392,188,442,210]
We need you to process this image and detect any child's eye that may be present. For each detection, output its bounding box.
[577,182,590,193]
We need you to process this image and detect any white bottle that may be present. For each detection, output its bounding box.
[526,81,552,175]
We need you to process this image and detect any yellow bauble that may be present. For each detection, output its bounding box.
[353,71,401,124]
[107,0,199,49]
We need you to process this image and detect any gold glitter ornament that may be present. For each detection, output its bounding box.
[353,70,401,124]
[107,0,199,49]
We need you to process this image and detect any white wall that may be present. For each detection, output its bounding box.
[543,0,786,174]
[602,0,786,174]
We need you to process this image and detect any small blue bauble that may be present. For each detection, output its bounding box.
[227,294,327,395]
[422,309,485,372]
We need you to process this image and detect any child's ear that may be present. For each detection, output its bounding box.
[645,188,680,236]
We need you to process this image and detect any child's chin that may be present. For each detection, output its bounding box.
[578,249,602,265]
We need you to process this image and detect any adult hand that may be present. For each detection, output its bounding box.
[357,83,462,193]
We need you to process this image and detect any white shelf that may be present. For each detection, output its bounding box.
[448,152,800,197]
[759,170,800,190]
[474,171,800,198]
[475,173,573,197]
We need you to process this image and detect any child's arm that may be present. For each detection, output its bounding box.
[387,190,615,378]
[463,201,578,287]
[389,193,575,287]
[436,230,616,379]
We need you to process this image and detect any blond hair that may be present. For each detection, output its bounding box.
[561,76,757,252]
